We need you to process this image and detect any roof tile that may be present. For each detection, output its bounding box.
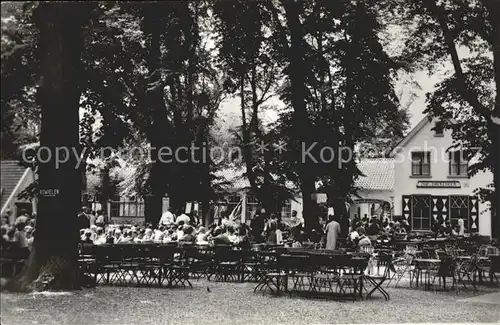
[355,158,394,191]
[1,160,28,211]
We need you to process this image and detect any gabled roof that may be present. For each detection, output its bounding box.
[213,166,298,193]
[389,115,432,157]
[213,167,251,192]
[355,158,394,191]
[1,160,29,213]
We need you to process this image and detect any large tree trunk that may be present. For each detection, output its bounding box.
[301,181,318,231]
[282,0,316,227]
[144,194,163,225]
[5,3,92,292]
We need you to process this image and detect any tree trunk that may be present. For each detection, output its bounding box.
[144,194,162,225]
[282,0,316,227]
[301,181,318,231]
[5,3,92,292]
[99,165,111,210]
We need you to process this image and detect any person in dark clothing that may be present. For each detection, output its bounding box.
[77,210,90,230]
[213,227,232,245]
[250,211,265,243]
[367,218,380,236]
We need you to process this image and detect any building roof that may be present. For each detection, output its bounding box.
[390,115,432,157]
[355,158,394,191]
[213,166,298,193]
[1,160,28,213]
[213,167,251,192]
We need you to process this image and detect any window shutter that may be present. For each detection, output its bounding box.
[469,197,479,232]
[402,195,412,228]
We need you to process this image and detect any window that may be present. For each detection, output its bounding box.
[449,150,468,177]
[411,151,431,176]
[411,195,431,230]
[281,200,292,222]
[226,193,241,217]
[434,121,444,136]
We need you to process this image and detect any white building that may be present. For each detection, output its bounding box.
[0,160,37,223]
[350,158,394,220]
[389,115,493,237]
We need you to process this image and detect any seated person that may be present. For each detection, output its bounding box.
[120,230,132,243]
[153,227,164,242]
[106,228,115,244]
[226,226,238,243]
[196,227,209,244]
[179,226,196,243]
[357,227,372,249]
[235,226,251,249]
[176,222,185,239]
[82,230,94,244]
[213,227,232,245]
[141,228,153,242]
[163,229,175,243]
[94,227,107,245]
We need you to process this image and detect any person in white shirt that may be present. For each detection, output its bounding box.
[96,212,105,227]
[94,227,107,245]
[226,226,238,243]
[276,227,283,245]
[176,211,191,225]
[153,228,164,242]
[289,210,304,228]
[159,209,175,227]
[196,227,208,245]
[176,224,185,240]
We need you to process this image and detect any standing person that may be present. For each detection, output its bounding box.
[77,207,90,230]
[159,208,175,227]
[190,210,200,226]
[96,210,105,227]
[266,220,278,245]
[250,210,265,243]
[87,207,96,227]
[457,219,465,236]
[176,209,190,225]
[325,215,341,250]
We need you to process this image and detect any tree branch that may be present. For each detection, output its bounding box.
[424,0,491,119]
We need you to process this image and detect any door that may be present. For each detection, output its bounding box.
[411,195,431,231]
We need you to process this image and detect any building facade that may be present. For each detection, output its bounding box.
[0,160,37,223]
[349,159,394,220]
[390,116,493,237]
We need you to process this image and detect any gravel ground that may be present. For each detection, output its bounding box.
[1,279,500,325]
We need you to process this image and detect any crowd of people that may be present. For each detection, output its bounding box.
[76,207,296,248]
[1,205,470,256]
[1,209,35,254]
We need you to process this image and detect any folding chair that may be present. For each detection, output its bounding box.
[426,257,457,291]
[253,252,286,295]
[280,254,313,296]
[386,253,414,287]
[338,256,368,301]
[209,246,243,282]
